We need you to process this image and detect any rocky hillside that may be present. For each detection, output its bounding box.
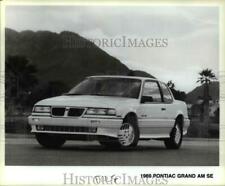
[5,28,155,88]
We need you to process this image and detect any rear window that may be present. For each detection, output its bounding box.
[142,81,162,103]
[160,82,173,103]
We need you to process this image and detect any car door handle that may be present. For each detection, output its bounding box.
[161,108,166,111]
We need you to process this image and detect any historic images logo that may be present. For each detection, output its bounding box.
[63,173,169,185]
[61,32,168,49]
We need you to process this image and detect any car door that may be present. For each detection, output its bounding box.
[137,80,171,138]
[158,82,175,131]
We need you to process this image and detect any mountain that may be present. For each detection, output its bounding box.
[186,81,219,104]
[5,28,155,89]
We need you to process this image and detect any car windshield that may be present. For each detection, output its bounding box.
[66,77,142,98]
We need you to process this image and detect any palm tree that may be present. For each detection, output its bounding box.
[197,68,216,137]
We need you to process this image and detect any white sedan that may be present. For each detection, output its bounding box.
[28,76,190,149]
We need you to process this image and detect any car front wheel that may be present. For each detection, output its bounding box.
[164,121,183,149]
[118,116,139,148]
[35,133,66,149]
[98,116,139,149]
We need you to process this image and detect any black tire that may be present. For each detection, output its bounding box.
[117,115,139,148]
[35,133,66,149]
[164,120,183,149]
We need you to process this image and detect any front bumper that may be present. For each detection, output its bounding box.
[28,115,123,138]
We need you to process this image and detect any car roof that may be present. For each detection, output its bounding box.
[87,75,157,81]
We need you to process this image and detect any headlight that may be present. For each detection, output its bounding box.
[85,108,116,116]
[33,106,51,113]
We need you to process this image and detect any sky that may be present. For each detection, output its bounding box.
[5,6,219,92]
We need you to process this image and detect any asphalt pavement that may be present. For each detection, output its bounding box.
[4,134,219,166]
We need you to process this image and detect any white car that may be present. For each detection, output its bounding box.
[28,76,190,149]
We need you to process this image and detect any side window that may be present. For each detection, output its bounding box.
[142,81,162,103]
[160,82,173,103]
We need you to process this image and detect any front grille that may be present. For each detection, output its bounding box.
[52,107,65,116]
[36,125,97,133]
[68,108,84,117]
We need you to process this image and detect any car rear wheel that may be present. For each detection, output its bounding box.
[164,121,183,149]
[35,133,66,149]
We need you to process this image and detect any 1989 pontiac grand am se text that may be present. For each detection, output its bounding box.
[28,76,190,149]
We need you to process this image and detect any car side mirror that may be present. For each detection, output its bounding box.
[141,96,153,103]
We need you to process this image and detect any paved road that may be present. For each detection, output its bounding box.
[4,134,219,166]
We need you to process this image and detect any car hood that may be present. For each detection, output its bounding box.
[35,95,139,109]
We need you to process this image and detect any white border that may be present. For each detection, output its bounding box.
[0,0,225,185]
